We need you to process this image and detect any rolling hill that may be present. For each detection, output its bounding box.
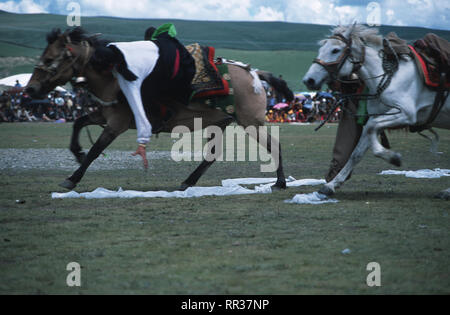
[1,10,449,90]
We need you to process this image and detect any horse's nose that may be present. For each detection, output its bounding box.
[303,77,316,90]
[25,82,41,97]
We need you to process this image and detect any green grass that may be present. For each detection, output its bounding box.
[0,122,449,294]
[216,49,316,91]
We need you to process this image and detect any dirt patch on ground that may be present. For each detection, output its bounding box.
[0,148,174,171]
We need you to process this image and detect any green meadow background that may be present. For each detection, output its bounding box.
[1,10,449,91]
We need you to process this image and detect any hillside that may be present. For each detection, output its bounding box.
[1,10,449,51]
[1,10,449,90]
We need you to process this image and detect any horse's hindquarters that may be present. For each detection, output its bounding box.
[228,65,267,127]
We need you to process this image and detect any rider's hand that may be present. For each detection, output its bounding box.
[132,144,148,169]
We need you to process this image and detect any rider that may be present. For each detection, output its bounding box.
[325,77,363,182]
[325,75,390,182]
[144,23,195,107]
[90,23,195,168]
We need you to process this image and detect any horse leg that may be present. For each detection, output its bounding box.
[367,109,413,166]
[435,188,450,200]
[178,155,214,191]
[247,126,286,190]
[227,65,286,189]
[320,107,413,196]
[319,126,372,195]
[70,112,106,164]
[59,125,121,190]
[179,117,233,190]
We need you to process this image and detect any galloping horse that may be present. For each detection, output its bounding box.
[26,27,288,191]
[303,24,450,197]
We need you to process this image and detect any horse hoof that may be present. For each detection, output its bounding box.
[59,179,77,191]
[319,185,335,196]
[435,188,450,200]
[179,182,191,191]
[390,153,402,167]
[271,181,287,191]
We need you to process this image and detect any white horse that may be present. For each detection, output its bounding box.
[303,24,450,198]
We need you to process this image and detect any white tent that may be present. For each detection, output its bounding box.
[0,73,66,92]
[0,73,31,87]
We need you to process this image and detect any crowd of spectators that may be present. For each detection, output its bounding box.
[265,94,339,123]
[0,80,91,123]
[1,78,340,125]
[264,81,340,124]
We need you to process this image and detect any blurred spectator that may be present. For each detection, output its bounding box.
[54,92,65,107]
[264,91,341,124]
[0,87,91,123]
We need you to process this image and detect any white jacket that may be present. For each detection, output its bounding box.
[108,41,159,144]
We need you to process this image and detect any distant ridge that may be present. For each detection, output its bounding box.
[1,10,449,90]
[1,10,449,51]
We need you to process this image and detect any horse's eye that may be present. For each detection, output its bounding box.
[332,48,340,54]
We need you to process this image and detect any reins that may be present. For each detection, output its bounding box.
[315,33,398,101]
[313,33,403,131]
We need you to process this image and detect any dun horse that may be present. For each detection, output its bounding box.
[26,28,288,191]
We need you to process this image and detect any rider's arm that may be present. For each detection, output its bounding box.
[115,74,152,144]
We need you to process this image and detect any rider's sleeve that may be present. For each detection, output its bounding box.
[115,74,152,144]
[108,41,159,144]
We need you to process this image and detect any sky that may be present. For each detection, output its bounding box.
[0,0,449,30]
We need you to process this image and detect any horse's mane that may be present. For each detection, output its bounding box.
[47,27,137,80]
[46,28,62,44]
[319,24,383,48]
[46,27,110,48]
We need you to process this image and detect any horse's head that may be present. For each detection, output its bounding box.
[26,27,93,99]
[303,23,365,90]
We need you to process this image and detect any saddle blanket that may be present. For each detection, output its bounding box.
[410,45,450,89]
[411,33,450,89]
[185,43,230,98]
[383,32,450,89]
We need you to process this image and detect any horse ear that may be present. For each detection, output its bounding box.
[88,33,102,40]
[61,29,71,37]
[61,29,72,44]
[343,21,357,40]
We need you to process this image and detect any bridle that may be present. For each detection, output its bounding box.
[313,33,366,83]
[313,32,406,129]
[34,35,92,86]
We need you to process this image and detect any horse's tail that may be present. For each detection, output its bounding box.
[250,70,264,94]
[257,71,294,102]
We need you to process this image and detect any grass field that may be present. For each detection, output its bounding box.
[0,122,449,294]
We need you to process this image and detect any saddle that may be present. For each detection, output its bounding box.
[185,43,230,98]
[150,44,236,133]
[409,34,450,132]
[383,32,450,89]
[383,32,450,132]
[410,33,450,89]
